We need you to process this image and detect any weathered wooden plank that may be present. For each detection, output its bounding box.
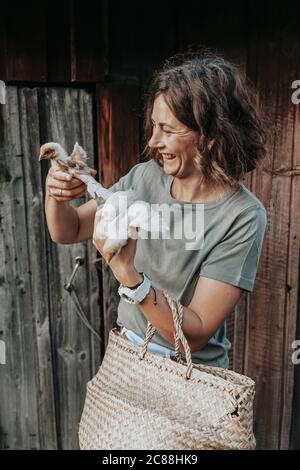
[38,87,100,449]
[278,30,300,450]
[70,0,107,82]
[232,166,253,375]
[294,84,300,170]
[0,86,57,449]
[18,87,58,449]
[97,83,140,187]
[177,0,300,449]
[241,8,276,448]
[96,83,140,345]
[0,4,5,80]
[232,289,248,374]
[1,4,47,81]
[282,19,300,448]
[226,313,235,368]
[109,1,177,82]
[46,0,72,82]
[178,0,248,65]
[78,88,103,374]
[245,2,298,449]
[291,270,300,449]
[290,68,300,449]
[0,1,107,83]
[284,173,300,449]
[0,87,27,449]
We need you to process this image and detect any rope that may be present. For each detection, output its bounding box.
[139,289,193,380]
[64,284,101,342]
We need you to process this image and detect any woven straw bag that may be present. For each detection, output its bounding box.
[79,290,256,450]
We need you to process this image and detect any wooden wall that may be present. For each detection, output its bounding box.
[0,0,299,450]
[0,86,101,449]
[0,1,107,83]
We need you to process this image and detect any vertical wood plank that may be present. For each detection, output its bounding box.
[290,66,300,449]
[291,255,300,449]
[233,154,253,375]
[0,87,35,449]
[78,89,103,374]
[244,1,299,449]
[70,0,108,82]
[108,0,178,82]
[46,0,72,82]
[18,87,58,449]
[96,82,140,344]
[284,174,300,448]
[0,3,6,80]
[1,3,47,82]
[178,0,247,65]
[38,87,100,449]
[281,21,300,448]
[178,0,300,448]
[97,83,140,187]
[0,86,57,449]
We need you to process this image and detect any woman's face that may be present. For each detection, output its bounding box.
[148,94,199,178]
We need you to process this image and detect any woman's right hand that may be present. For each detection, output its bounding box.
[46,167,97,202]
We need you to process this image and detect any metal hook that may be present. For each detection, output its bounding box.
[64,256,84,292]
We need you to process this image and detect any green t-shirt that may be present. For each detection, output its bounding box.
[97,159,267,368]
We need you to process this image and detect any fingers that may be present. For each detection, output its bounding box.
[48,185,86,199]
[47,176,84,190]
[49,169,72,181]
[48,191,86,202]
[46,167,97,201]
[50,168,97,184]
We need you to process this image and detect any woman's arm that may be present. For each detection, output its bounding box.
[45,168,97,244]
[45,195,97,244]
[140,276,243,353]
[118,271,243,353]
[92,217,243,353]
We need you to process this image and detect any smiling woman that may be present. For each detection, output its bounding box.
[81,51,268,369]
[149,94,200,178]
[44,50,268,450]
[147,92,232,203]
[81,54,267,445]
[145,57,267,208]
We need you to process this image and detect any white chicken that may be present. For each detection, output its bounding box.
[39,142,111,199]
[39,142,169,260]
[95,192,169,260]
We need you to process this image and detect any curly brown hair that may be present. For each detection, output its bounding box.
[143,51,267,188]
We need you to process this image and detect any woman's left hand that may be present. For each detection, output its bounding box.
[92,211,142,286]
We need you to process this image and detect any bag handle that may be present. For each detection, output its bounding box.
[138,290,193,380]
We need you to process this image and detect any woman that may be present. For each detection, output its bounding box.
[45,52,267,368]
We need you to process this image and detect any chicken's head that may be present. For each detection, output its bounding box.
[39,142,67,161]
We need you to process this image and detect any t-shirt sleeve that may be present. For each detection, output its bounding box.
[96,161,147,211]
[199,206,267,292]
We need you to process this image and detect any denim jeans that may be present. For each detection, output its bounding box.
[120,326,176,359]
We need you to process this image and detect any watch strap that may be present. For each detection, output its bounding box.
[118,273,151,304]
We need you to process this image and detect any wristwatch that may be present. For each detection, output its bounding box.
[118,272,151,304]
